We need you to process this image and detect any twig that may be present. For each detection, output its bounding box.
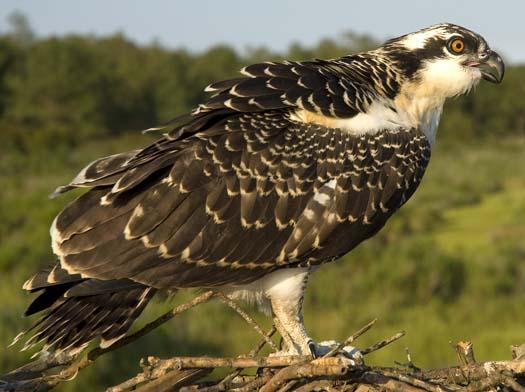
[395,347,421,372]
[107,293,276,392]
[282,319,378,392]
[323,318,377,358]
[215,292,279,352]
[512,344,525,360]
[259,357,354,392]
[231,374,272,392]
[0,352,75,384]
[200,327,277,392]
[134,369,211,392]
[503,375,525,392]
[7,306,525,392]
[101,290,215,357]
[293,380,346,391]
[453,340,476,366]
[380,369,450,392]
[361,331,405,355]
[360,371,434,392]
[138,355,310,370]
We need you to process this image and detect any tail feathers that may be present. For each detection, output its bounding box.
[14,269,157,354]
[24,281,79,316]
[22,264,83,292]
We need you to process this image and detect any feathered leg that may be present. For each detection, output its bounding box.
[265,268,312,355]
[265,267,362,361]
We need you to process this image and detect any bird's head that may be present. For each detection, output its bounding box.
[383,23,505,99]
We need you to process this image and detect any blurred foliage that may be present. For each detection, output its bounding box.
[0,13,524,391]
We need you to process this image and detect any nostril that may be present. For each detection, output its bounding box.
[479,50,491,61]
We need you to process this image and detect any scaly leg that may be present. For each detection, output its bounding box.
[264,267,362,362]
[265,268,311,355]
[271,294,311,355]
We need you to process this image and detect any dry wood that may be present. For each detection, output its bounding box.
[453,340,476,365]
[199,326,277,392]
[361,330,405,355]
[4,293,525,392]
[134,369,211,392]
[359,371,434,392]
[216,292,279,352]
[323,318,377,358]
[259,357,353,392]
[379,369,449,392]
[138,355,309,370]
[512,344,525,360]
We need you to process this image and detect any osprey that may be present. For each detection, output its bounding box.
[15,23,504,357]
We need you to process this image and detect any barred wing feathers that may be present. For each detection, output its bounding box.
[198,59,391,117]
[145,57,399,142]
[52,111,431,289]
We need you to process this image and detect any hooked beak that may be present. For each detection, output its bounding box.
[466,50,505,84]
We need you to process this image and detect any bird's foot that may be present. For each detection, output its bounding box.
[308,340,364,365]
[268,339,363,366]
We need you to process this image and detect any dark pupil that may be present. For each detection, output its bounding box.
[454,41,462,50]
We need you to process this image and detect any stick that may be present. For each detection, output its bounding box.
[361,331,405,355]
[140,355,310,371]
[360,371,434,392]
[0,352,75,383]
[135,369,211,392]
[99,290,215,357]
[216,292,278,352]
[259,357,354,392]
[453,340,476,365]
[380,369,450,392]
[323,318,377,358]
[200,327,277,392]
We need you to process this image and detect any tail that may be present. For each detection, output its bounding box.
[13,264,157,355]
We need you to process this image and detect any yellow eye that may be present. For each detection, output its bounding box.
[449,38,465,54]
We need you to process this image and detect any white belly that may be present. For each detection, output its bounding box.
[218,267,312,315]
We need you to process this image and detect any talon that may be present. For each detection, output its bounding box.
[309,340,364,365]
[308,340,317,358]
[341,345,364,365]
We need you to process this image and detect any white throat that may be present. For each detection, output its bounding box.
[393,94,445,146]
[291,98,444,147]
[289,58,482,148]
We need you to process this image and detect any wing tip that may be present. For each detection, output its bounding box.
[22,277,34,291]
[8,331,26,348]
[204,84,218,93]
[142,126,165,134]
[49,186,70,199]
[99,334,125,349]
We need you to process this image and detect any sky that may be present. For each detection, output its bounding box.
[0,0,523,64]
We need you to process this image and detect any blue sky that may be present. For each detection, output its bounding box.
[0,0,523,64]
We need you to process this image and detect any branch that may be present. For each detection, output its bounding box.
[118,328,525,391]
[361,330,405,355]
[323,318,377,358]
[5,297,525,392]
[134,369,211,392]
[453,340,476,365]
[215,292,278,352]
[134,355,310,370]
[198,326,277,392]
[259,357,353,392]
